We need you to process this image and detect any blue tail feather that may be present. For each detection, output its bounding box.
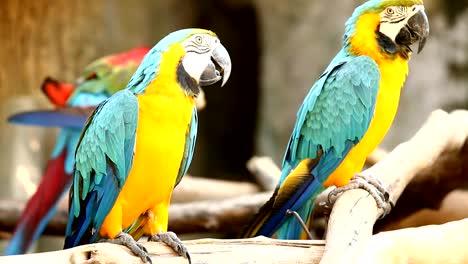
[8,111,88,129]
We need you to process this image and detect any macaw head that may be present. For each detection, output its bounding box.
[345,0,429,60]
[127,28,232,96]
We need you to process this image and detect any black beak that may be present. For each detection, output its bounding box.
[199,42,232,87]
[395,9,430,54]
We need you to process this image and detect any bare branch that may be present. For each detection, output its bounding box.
[0,237,325,264]
[356,218,468,264]
[246,156,281,191]
[171,175,260,203]
[375,138,468,231]
[2,219,468,263]
[319,110,468,264]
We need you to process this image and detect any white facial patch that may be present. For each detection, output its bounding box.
[181,51,212,81]
[379,5,425,42]
[181,34,217,82]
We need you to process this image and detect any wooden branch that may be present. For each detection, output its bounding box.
[375,137,468,231]
[171,175,260,203]
[319,110,468,264]
[246,156,281,191]
[382,190,468,230]
[2,219,468,263]
[168,192,272,234]
[0,237,325,264]
[365,148,388,167]
[355,218,468,264]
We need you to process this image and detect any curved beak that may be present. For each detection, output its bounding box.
[396,9,430,54]
[199,42,232,87]
[408,9,429,53]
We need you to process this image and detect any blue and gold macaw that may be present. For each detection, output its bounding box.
[242,0,429,239]
[63,29,231,263]
[4,47,149,255]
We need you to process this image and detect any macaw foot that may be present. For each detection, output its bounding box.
[285,209,314,239]
[150,231,191,264]
[99,232,152,263]
[328,174,394,217]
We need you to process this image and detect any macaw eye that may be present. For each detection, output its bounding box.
[86,72,98,80]
[195,36,203,44]
[386,7,394,15]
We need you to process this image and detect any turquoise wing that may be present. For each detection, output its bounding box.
[246,54,380,239]
[175,108,198,186]
[282,54,380,180]
[64,90,138,248]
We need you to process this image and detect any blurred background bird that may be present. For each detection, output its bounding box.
[4,46,150,255]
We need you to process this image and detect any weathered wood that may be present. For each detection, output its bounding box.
[320,110,468,264]
[1,219,468,264]
[0,237,325,264]
[365,148,388,167]
[246,156,281,191]
[381,190,468,231]
[355,218,468,264]
[171,175,260,203]
[375,137,468,231]
[169,192,271,234]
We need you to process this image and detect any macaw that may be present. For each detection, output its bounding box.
[4,46,150,255]
[63,28,231,263]
[242,0,429,239]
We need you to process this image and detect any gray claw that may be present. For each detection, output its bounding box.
[100,232,151,263]
[327,174,393,218]
[150,231,191,264]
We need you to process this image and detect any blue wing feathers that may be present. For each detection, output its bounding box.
[256,54,380,239]
[64,90,138,248]
[175,108,198,187]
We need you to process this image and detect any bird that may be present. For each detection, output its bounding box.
[4,46,150,255]
[241,0,429,240]
[63,28,231,263]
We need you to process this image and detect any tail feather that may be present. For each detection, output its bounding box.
[277,199,314,239]
[4,150,72,255]
[241,159,322,239]
[239,188,278,238]
[7,107,94,129]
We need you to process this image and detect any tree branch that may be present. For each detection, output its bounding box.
[246,156,281,191]
[0,237,325,264]
[319,110,468,264]
[375,137,468,231]
[2,219,468,263]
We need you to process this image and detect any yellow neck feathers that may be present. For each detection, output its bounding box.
[349,12,409,91]
[144,43,189,98]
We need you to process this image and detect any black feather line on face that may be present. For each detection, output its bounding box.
[376,28,411,60]
[176,61,200,97]
[376,30,398,54]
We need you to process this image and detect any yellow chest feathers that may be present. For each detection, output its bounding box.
[349,12,409,89]
[348,12,410,157]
